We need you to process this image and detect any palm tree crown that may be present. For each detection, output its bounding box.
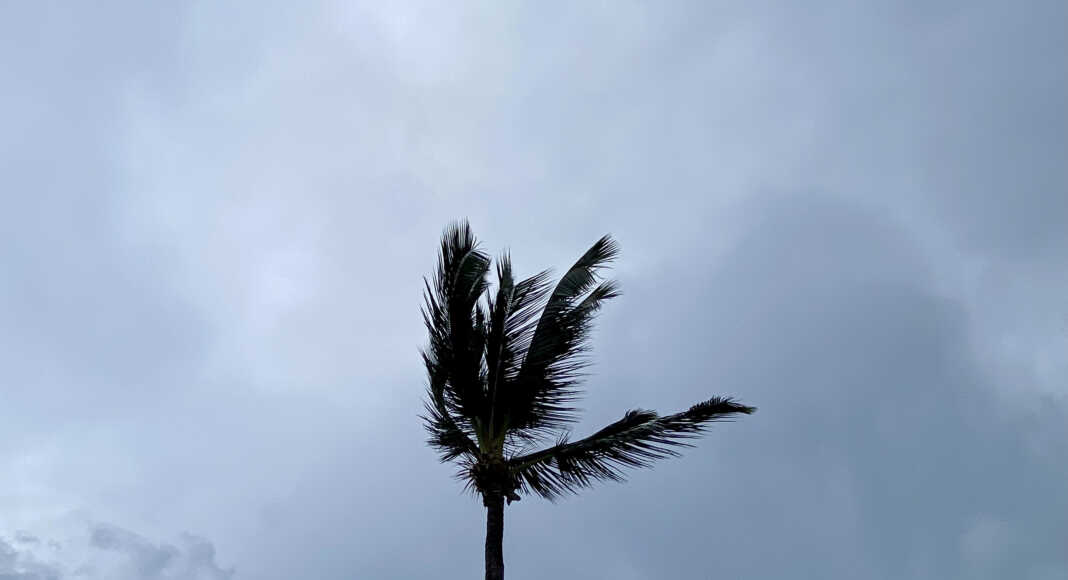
[421,221,756,507]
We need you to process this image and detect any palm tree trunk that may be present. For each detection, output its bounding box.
[484,493,505,580]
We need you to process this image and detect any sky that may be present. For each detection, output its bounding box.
[1,1,1065,578]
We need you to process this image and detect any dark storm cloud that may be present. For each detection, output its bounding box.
[1,1,1064,579]
[585,194,1066,578]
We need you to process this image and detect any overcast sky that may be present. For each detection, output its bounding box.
[1,1,1065,579]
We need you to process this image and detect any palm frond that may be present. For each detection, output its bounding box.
[421,220,492,441]
[539,235,620,318]
[508,236,621,435]
[421,386,479,462]
[508,397,756,500]
[485,255,554,443]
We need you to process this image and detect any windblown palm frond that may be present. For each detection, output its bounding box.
[506,236,621,436]
[420,221,491,460]
[508,397,755,500]
[485,255,554,445]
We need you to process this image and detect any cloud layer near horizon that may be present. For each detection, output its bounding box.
[1,518,231,580]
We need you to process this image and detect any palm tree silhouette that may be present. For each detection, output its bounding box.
[421,221,755,580]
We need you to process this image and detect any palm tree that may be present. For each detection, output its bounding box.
[421,221,755,580]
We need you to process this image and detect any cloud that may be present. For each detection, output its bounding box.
[546,192,1068,579]
[1,537,62,580]
[0,521,231,580]
[1,1,1064,579]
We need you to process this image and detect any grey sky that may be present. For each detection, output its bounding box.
[1,1,1065,578]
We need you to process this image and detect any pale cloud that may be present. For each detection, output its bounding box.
[1,521,231,580]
